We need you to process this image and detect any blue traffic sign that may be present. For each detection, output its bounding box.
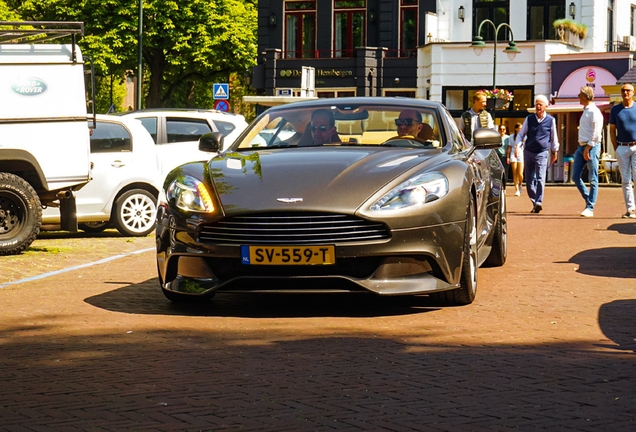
[213,83,229,100]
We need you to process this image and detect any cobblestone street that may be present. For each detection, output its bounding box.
[0,187,634,431]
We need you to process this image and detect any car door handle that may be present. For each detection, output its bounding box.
[111,160,126,168]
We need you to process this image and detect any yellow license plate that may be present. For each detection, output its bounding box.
[241,245,335,265]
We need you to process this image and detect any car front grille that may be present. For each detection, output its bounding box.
[199,212,390,244]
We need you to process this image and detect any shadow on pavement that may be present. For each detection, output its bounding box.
[607,222,636,235]
[597,299,636,353]
[36,229,126,240]
[85,279,441,318]
[568,247,636,278]
[1,324,634,431]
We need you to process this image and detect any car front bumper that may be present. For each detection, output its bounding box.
[156,217,466,297]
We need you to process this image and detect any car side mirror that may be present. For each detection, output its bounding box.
[198,132,223,152]
[472,129,502,149]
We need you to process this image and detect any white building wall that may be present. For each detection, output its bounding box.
[615,0,634,48]
[419,0,636,103]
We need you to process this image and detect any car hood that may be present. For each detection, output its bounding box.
[208,147,442,214]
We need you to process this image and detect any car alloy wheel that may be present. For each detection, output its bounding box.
[112,189,157,237]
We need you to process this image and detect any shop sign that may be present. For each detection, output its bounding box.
[280,69,353,78]
[557,67,616,99]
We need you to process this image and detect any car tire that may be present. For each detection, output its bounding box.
[112,189,157,237]
[0,173,42,255]
[484,185,507,267]
[429,194,477,306]
[79,222,111,233]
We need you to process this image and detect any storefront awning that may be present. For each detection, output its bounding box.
[528,102,611,113]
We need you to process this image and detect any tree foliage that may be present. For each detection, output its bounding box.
[0,0,20,20]
[8,0,257,109]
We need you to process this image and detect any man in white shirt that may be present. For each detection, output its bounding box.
[573,86,603,217]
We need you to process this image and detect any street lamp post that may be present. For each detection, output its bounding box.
[471,20,520,121]
[137,0,143,110]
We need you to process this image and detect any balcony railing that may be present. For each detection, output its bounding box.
[281,48,417,59]
[606,40,630,52]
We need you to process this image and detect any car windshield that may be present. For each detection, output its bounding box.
[235,103,443,150]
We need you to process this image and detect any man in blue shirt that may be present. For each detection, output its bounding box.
[609,83,636,218]
[514,95,559,213]
[573,86,603,217]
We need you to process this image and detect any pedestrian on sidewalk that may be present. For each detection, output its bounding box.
[497,124,510,180]
[609,83,636,219]
[460,90,495,142]
[515,95,559,213]
[573,86,603,218]
[507,122,525,196]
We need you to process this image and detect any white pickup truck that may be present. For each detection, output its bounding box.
[0,21,94,255]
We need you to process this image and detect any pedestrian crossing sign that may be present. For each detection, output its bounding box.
[213,83,229,100]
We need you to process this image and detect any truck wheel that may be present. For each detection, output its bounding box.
[112,189,157,237]
[0,173,42,255]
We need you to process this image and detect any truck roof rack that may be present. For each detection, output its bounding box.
[0,21,84,44]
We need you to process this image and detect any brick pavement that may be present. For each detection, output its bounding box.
[0,186,634,431]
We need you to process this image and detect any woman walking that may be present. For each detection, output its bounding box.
[507,122,525,196]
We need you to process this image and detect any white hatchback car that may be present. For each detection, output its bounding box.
[122,109,248,178]
[42,114,162,236]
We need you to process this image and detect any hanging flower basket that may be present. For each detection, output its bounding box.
[480,88,514,110]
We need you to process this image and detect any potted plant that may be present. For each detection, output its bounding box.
[553,19,587,47]
[480,88,514,110]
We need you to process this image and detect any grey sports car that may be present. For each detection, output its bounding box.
[155,97,507,306]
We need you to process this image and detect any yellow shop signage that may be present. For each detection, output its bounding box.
[279,69,353,78]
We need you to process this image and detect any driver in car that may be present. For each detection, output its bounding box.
[394,109,424,138]
[391,109,435,143]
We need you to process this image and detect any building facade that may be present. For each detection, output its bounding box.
[252,0,636,179]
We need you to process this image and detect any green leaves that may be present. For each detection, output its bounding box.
[8,0,257,109]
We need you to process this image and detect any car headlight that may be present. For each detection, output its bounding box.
[166,175,215,213]
[370,173,449,211]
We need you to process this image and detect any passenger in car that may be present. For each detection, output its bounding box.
[298,109,341,146]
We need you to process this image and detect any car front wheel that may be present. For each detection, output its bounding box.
[112,189,157,237]
[484,185,507,267]
[429,194,477,306]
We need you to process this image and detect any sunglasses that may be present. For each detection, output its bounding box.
[394,118,420,127]
[310,124,330,132]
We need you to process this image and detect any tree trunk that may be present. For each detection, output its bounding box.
[146,50,166,108]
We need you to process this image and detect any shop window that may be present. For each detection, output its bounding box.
[443,87,533,113]
[334,1,366,58]
[445,89,465,110]
[473,0,509,41]
[317,91,336,98]
[400,0,417,57]
[285,1,316,59]
[385,90,416,98]
[512,89,532,111]
[317,90,356,98]
[527,0,565,40]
